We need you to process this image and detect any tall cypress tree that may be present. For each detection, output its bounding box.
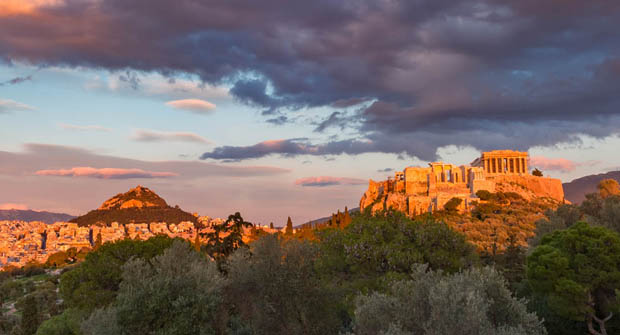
[285,217,293,235]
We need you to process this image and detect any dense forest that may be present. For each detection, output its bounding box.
[1,180,620,335]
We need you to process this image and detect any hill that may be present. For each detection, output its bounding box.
[563,170,620,204]
[298,207,360,229]
[0,209,75,224]
[70,185,198,226]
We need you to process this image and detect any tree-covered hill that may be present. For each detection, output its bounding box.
[69,185,197,226]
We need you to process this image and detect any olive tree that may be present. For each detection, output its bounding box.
[352,265,546,335]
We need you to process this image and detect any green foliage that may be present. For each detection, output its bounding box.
[83,241,224,335]
[527,223,620,334]
[59,235,176,312]
[70,207,198,226]
[352,265,546,335]
[597,179,620,198]
[476,190,493,200]
[444,197,463,212]
[226,235,345,334]
[318,211,478,291]
[35,309,85,335]
[20,294,41,335]
[203,212,253,264]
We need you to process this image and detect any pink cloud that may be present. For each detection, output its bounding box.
[35,167,178,179]
[295,176,366,187]
[530,156,578,173]
[166,99,216,114]
[0,203,28,210]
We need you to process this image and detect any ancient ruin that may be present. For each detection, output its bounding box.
[360,150,565,215]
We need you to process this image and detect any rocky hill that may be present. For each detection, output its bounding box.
[0,209,75,224]
[563,170,620,203]
[70,185,198,226]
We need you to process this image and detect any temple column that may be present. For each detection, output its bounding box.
[522,158,526,173]
[515,158,520,174]
[510,158,515,173]
[500,158,505,174]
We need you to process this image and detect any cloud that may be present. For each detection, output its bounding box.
[35,167,178,179]
[131,129,210,144]
[2,0,620,156]
[0,203,28,210]
[0,99,35,114]
[59,123,111,132]
[166,99,216,114]
[0,143,289,179]
[529,156,578,173]
[0,75,32,86]
[295,176,366,187]
[200,138,379,161]
[377,168,393,173]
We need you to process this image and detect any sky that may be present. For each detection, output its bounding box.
[1,0,620,225]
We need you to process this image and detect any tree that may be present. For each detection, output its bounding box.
[317,211,478,291]
[527,223,620,335]
[285,216,293,235]
[444,197,463,212]
[203,212,253,262]
[94,232,103,250]
[342,207,352,227]
[352,265,546,335]
[20,295,41,335]
[269,222,274,229]
[532,168,543,177]
[59,235,176,312]
[226,235,344,334]
[83,241,225,335]
[193,233,201,252]
[597,179,620,198]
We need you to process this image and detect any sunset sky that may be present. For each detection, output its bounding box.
[1,0,620,225]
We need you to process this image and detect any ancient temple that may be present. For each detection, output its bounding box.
[360,150,564,216]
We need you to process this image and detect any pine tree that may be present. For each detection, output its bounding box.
[269,222,274,229]
[285,217,293,235]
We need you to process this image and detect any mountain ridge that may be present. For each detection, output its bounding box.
[563,170,620,203]
[0,209,75,224]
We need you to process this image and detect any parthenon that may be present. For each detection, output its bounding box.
[471,150,528,175]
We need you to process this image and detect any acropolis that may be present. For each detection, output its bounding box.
[360,150,564,216]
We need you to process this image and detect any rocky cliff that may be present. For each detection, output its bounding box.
[360,175,564,216]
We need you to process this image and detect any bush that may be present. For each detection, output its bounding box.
[352,265,546,335]
[83,241,224,335]
[476,190,493,201]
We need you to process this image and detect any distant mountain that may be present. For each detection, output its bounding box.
[0,209,75,224]
[70,185,198,226]
[563,171,620,203]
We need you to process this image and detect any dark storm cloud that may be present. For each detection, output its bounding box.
[0,75,32,86]
[3,0,620,158]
